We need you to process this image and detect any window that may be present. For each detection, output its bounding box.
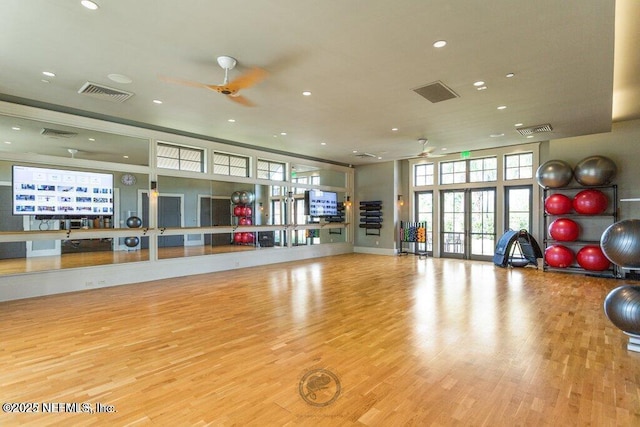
[469,157,497,182]
[292,175,320,194]
[506,186,532,232]
[157,142,204,172]
[414,163,435,186]
[505,153,533,180]
[257,159,285,181]
[440,160,466,184]
[213,152,249,177]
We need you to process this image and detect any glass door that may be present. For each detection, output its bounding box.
[441,190,466,259]
[415,191,434,254]
[440,188,496,260]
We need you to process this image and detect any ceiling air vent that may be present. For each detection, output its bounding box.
[355,152,377,159]
[78,81,134,103]
[413,80,459,103]
[516,123,553,136]
[40,128,78,138]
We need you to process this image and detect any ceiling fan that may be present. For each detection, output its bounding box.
[160,56,267,106]
[412,138,445,159]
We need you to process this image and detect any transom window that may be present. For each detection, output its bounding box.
[469,157,497,182]
[257,159,286,181]
[505,152,534,180]
[292,175,320,194]
[213,152,249,177]
[414,163,435,186]
[157,142,204,172]
[440,160,467,184]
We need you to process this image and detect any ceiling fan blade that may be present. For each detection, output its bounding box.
[227,94,255,107]
[226,67,268,92]
[159,75,213,89]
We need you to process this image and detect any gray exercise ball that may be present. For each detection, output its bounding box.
[600,219,640,269]
[239,191,255,204]
[231,191,242,205]
[126,216,142,228]
[604,286,640,335]
[124,236,140,248]
[574,155,617,186]
[535,160,573,188]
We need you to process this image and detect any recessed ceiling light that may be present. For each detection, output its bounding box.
[473,81,485,87]
[353,150,358,153]
[88,138,95,141]
[4,141,12,144]
[280,132,287,136]
[477,86,487,91]
[441,148,447,151]
[81,0,99,10]
[41,79,50,83]
[11,127,20,131]
[497,105,507,110]
[515,123,523,127]
[123,155,129,158]
[153,99,163,104]
[228,119,236,123]
[108,73,132,84]
[302,91,312,96]
[490,133,505,138]
[433,40,447,48]
[42,71,56,77]
[526,135,534,138]
[320,142,326,146]
[377,157,383,160]
[506,72,515,78]
[391,128,398,131]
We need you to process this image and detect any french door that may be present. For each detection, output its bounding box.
[440,188,496,261]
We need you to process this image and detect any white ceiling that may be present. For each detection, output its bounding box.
[1,0,638,166]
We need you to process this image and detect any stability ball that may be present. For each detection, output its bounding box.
[545,244,574,268]
[574,155,617,186]
[233,205,244,217]
[124,236,139,248]
[600,219,640,269]
[242,232,254,243]
[126,216,142,228]
[231,191,242,205]
[233,233,244,243]
[239,191,255,204]
[243,206,252,217]
[572,189,608,215]
[238,217,252,226]
[536,160,573,188]
[576,245,611,271]
[545,193,573,215]
[604,286,640,335]
[548,218,580,241]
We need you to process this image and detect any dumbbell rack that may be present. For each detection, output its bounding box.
[398,221,428,258]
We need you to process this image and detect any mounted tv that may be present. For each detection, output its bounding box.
[12,165,114,218]
[304,189,338,217]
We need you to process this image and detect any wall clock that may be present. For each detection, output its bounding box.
[120,173,137,186]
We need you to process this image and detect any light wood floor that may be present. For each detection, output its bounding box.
[1,254,639,426]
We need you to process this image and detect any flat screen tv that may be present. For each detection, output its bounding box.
[304,189,338,217]
[12,165,114,217]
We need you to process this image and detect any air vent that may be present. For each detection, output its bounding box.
[413,80,459,103]
[516,123,553,136]
[40,128,78,138]
[355,152,377,159]
[78,82,134,103]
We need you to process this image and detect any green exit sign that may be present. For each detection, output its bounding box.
[460,150,471,159]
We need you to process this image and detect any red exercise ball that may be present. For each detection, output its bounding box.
[548,218,580,241]
[238,217,252,225]
[545,244,575,268]
[576,245,611,271]
[243,206,252,217]
[572,189,608,215]
[241,232,254,243]
[233,232,244,243]
[233,205,244,217]
[545,193,573,215]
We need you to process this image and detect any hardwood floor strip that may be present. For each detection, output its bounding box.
[0,254,639,425]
